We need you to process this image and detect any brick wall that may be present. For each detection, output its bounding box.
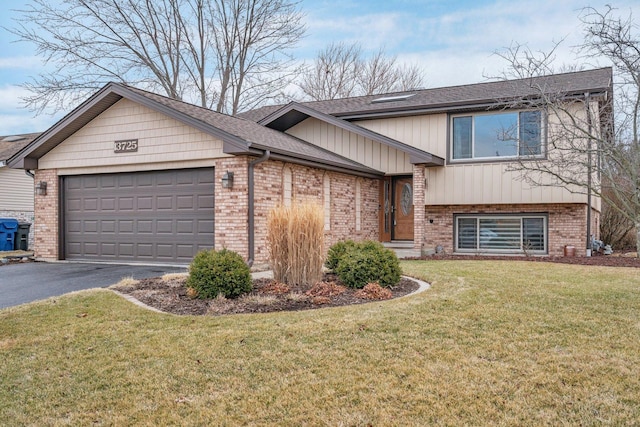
[422,203,590,257]
[31,161,379,264]
[33,169,58,260]
[214,157,249,256]
[0,209,34,249]
[253,160,379,262]
[413,165,426,253]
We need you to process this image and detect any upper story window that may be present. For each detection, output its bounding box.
[451,110,543,161]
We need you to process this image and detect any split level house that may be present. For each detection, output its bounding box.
[7,68,613,264]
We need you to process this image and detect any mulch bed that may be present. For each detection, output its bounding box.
[113,273,420,316]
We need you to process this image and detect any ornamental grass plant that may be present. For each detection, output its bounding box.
[267,202,324,286]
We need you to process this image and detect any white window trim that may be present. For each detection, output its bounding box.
[449,110,546,163]
[454,213,548,254]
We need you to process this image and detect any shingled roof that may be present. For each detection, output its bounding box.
[8,83,382,177]
[240,67,613,122]
[0,133,41,163]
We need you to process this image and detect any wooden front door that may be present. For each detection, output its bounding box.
[393,177,414,240]
[379,176,414,241]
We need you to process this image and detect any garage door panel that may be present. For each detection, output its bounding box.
[137,244,153,257]
[64,168,214,263]
[157,220,173,234]
[84,199,98,211]
[101,176,116,188]
[137,197,153,210]
[84,221,98,233]
[84,243,98,255]
[83,177,99,189]
[67,199,82,212]
[119,244,134,256]
[101,198,116,211]
[198,219,215,233]
[101,243,116,256]
[157,196,173,209]
[198,194,214,209]
[137,220,153,233]
[119,197,134,210]
[118,220,134,233]
[157,174,173,186]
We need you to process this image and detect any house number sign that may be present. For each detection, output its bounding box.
[114,139,138,153]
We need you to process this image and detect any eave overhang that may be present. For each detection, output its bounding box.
[8,83,384,178]
[259,102,444,167]
[7,83,251,169]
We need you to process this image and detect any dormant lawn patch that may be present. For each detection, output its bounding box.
[1,261,639,425]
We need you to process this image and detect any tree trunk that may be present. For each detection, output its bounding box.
[636,221,640,258]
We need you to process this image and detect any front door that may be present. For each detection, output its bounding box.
[393,177,414,240]
[379,176,414,241]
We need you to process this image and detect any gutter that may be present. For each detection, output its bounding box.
[247,150,270,267]
[585,92,593,256]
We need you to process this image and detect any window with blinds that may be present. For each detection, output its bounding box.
[455,214,547,254]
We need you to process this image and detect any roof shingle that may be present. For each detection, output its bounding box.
[240,67,613,121]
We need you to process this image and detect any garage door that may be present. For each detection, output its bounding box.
[64,168,214,263]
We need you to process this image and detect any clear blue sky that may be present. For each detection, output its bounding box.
[0,0,637,135]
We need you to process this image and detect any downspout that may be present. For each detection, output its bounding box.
[25,170,35,178]
[247,150,270,267]
[585,92,593,256]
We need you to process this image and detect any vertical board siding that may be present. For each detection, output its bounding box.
[292,113,591,206]
[39,98,229,170]
[356,114,448,158]
[0,168,34,211]
[287,118,413,174]
[425,163,587,205]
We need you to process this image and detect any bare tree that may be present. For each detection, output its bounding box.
[298,43,425,100]
[492,6,640,255]
[298,42,361,101]
[211,0,305,114]
[9,0,305,114]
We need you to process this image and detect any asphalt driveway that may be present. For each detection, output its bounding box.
[0,262,186,309]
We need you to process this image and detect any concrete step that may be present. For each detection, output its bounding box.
[382,242,421,259]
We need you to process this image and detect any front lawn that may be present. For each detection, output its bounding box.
[1,261,639,425]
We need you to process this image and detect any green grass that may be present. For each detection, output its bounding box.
[1,260,639,425]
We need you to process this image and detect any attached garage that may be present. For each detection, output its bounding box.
[63,168,214,263]
[8,82,383,264]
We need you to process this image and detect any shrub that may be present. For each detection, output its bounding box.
[325,240,357,270]
[267,202,324,286]
[186,249,252,299]
[355,282,393,300]
[334,240,401,289]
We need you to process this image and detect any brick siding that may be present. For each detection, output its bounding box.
[32,159,380,263]
[33,169,58,260]
[421,203,592,256]
[0,209,34,250]
[214,157,249,256]
[252,160,379,262]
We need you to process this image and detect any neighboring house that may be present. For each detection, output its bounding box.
[8,68,612,264]
[1,133,40,249]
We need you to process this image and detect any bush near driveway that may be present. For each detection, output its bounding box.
[186,248,251,298]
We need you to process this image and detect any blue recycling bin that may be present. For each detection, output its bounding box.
[0,218,19,251]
